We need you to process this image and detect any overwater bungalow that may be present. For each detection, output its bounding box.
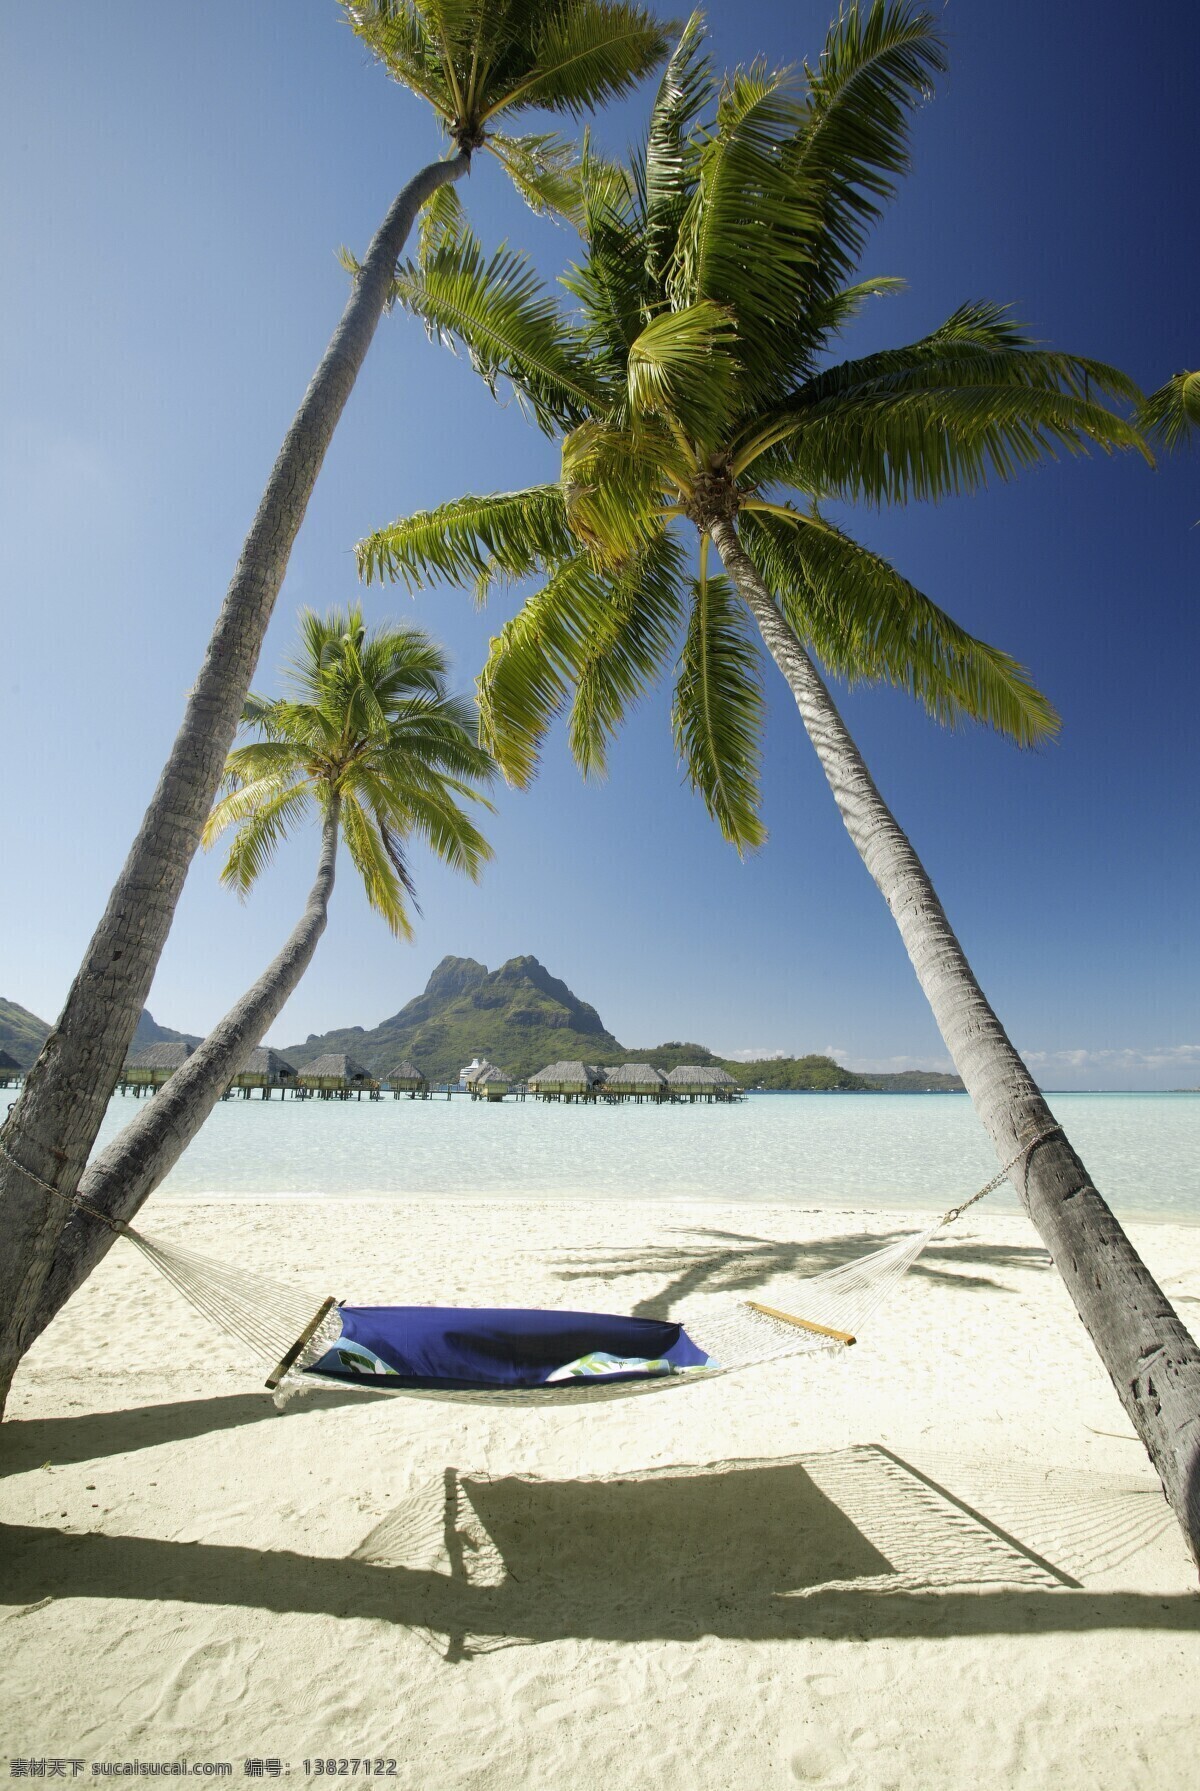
[528,1060,605,1101]
[460,1056,497,1090]
[666,1065,744,1103]
[602,1063,668,1103]
[471,1065,511,1101]
[120,1041,193,1096]
[229,1046,297,1099]
[297,1052,379,1100]
[387,1060,428,1099]
[0,1050,23,1087]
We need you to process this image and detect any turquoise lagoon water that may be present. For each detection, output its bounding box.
[82,1090,1199,1224]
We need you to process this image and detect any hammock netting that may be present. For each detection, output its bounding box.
[122,1215,943,1409]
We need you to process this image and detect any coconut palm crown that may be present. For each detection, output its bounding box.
[1140,368,1199,449]
[356,2,1147,854]
[344,0,671,225]
[203,606,495,938]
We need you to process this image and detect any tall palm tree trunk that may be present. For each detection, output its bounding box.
[711,516,1200,1568]
[13,801,342,1371]
[0,153,468,1408]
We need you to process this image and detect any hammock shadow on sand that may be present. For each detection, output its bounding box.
[365,1444,1183,1660]
[3,1446,1187,1651]
[0,1388,367,1478]
[552,1226,1053,1320]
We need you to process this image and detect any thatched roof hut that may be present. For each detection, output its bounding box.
[603,1063,668,1099]
[122,1041,193,1089]
[298,1052,376,1096]
[528,1060,603,1097]
[460,1056,497,1088]
[666,1064,743,1100]
[231,1047,297,1095]
[0,1049,22,1086]
[387,1060,427,1093]
[473,1065,511,1101]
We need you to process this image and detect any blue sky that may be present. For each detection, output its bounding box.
[1,1,1197,1089]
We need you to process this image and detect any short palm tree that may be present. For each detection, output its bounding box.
[0,0,669,1409]
[27,608,495,1344]
[354,4,1200,1561]
[1141,368,1199,448]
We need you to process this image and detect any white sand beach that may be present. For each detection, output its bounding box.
[2,1196,1198,1789]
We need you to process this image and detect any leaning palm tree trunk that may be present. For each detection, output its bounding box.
[17,801,342,1361]
[711,517,1200,1567]
[0,154,467,1409]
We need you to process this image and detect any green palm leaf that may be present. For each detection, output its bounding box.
[357,483,573,593]
[341,792,416,939]
[672,565,766,853]
[477,550,618,782]
[738,506,1059,745]
[790,0,945,298]
[480,3,669,122]
[626,299,737,446]
[1141,369,1200,449]
[568,532,686,773]
[669,65,821,395]
[642,10,714,283]
[391,230,602,432]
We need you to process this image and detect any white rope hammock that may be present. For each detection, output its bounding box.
[2,1126,1062,1410]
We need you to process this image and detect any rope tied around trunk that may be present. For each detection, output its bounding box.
[0,1132,131,1235]
[939,1124,1065,1227]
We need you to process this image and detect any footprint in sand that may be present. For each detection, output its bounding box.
[151,1636,261,1730]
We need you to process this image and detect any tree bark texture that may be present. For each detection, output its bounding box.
[711,516,1200,1569]
[20,800,341,1356]
[0,154,468,1406]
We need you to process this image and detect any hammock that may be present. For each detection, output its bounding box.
[4,1127,1059,1410]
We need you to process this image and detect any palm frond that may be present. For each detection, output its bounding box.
[668,64,822,402]
[477,550,621,783]
[568,531,686,774]
[391,229,603,432]
[643,12,714,284]
[481,3,668,122]
[1141,369,1200,449]
[341,793,416,939]
[372,776,494,878]
[672,564,766,852]
[206,782,316,896]
[342,1,452,117]
[738,313,1149,500]
[560,136,649,364]
[486,130,583,222]
[738,506,1059,745]
[791,1,945,295]
[626,299,737,445]
[560,418,680,560]
[417,180,468,263]
[357,483,573,593]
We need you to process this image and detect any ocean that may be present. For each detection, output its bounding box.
[78,1089,1200,1224]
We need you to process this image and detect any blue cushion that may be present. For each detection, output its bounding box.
[306,1305,710,1391]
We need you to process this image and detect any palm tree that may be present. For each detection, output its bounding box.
[0,0,668,1409]
[23,607,495,1345]
[1141,368,1199,448]
[351,4,1200,1562]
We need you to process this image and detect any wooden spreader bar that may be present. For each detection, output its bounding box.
[746,1300,856,1346]
[266,1295,339,1390]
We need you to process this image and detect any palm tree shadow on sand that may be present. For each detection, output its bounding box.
[551,1226,1053,1321]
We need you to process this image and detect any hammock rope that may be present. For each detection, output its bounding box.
[0,1122,1064,1402]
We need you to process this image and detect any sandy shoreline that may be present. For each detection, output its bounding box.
[3,1195,1198,1788]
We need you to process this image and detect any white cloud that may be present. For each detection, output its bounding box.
[1020,1044,1200,1073]
[720,1044,958,1074]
